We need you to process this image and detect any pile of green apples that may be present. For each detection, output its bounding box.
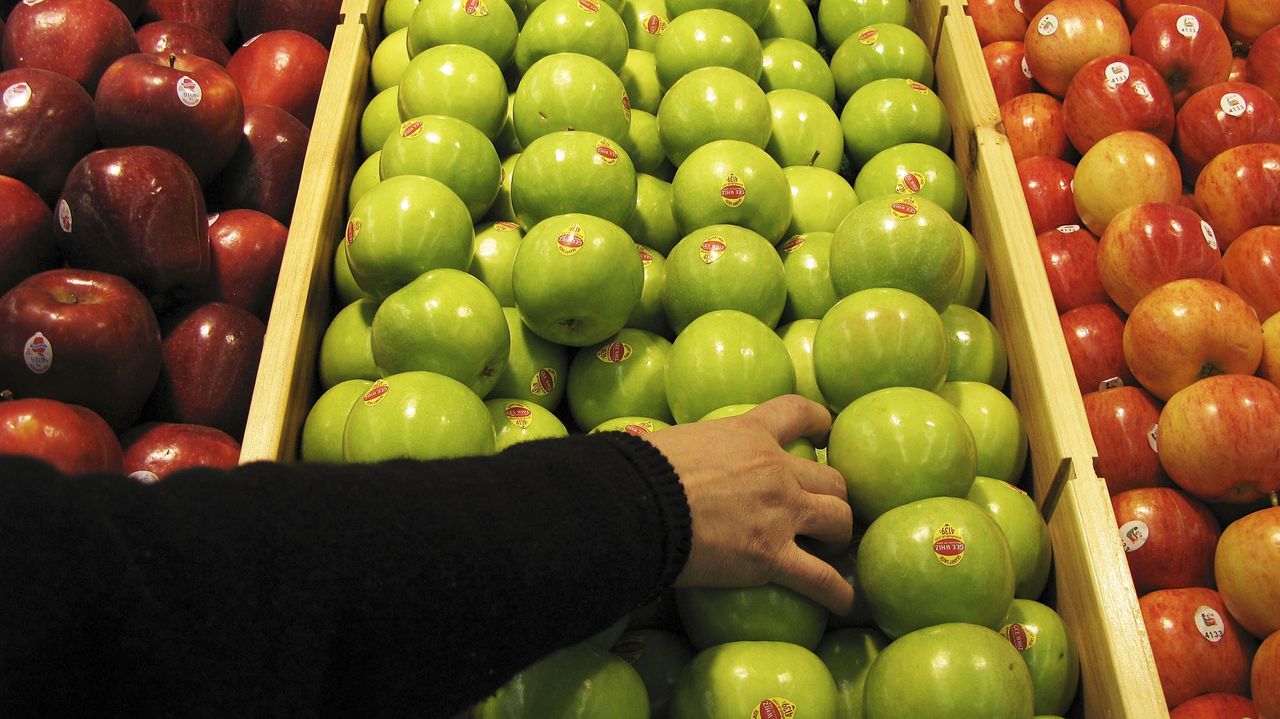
[300,0,1082,716]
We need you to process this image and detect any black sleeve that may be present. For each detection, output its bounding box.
[0,431,691,719]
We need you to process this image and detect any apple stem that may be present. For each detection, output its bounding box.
[0,390,11,402]
[809,150,821,167]
[169,53,177,70]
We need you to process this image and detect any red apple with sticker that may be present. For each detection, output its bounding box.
[1194,142,1280,250]
[1129,5,1231,108]
[206,104,310,224]
[0,68,98,204]
[1213,505,1280,640]
[1082,385,1167,494]
[1175,82,1280,183]
[135,20,232,65]
[972,0,1030,45]
[1037,224,1108,312]
[1017,155,1080,234]
[1096,202,1224,313]
[120,421,241,483]
[1001,92,1071,162]
[984,40,1037,107]
[1,0,139,94]
[1023,0,1132,98]
[1060,302,1134,394]
[1061,54,1175,155]
[142,0,238,44]
[1111,487,1219,595]
[0,176,59,295]
[1140,587,1256,708]
[0,269,161,431]
[201,210,288,320]
[1220,225,1280,320]
[226,29,328,127]
[0,397,123,475]
[1074,129,1183,235]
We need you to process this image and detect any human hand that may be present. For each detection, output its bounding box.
[640,394,855,615]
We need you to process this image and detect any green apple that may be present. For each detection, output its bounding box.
[406,0,519,67]
[619,110,674,180]
[817,627,889,719]
[398,43,509,139]
[620,49,665,114]
[627,243,672,337]
[953,223,987,309]
[370,28,411,93]
[765,88,843,172]
[841,77,951,168]
[380,114,503,222]
[487,306,570,410]
[830,22,933,103]
[318,298,380,389]
[758,0,818,44]
[854,143,967,222]
[514,0,629,74]
[664,309,795,423]
[493,93,519,157]
[863,623,1035,719]
[345,175,475,300]
[760,37,836,106]
[486,153,520,223]
[676,584,827,650]
[813,288,949,411]
[670,641,839,718]
[625,174,680,254]
[511,212,644,345]
[610,629,693,719]
[699,402,817,459]
[511,131,638,229]
[566,328,674,430]
[348,151,382,212]
[343,371,496,461]
[360,86,401,157]
[332,239,369,306]
[654,8,763,88]
[657,66,771,166]
[968,477,1051,600]
[941,304,1008,387]
[937,380,1028,484]
[857,496,1017,637]
[828,193,963,312]
[817,0,915,54]
[384,0,422,34]
[778,231,837,322]
[999,599,1080,716]
[588,415,673,434]
[666,0,768,26]
[661,224,787,333]
[784,165,858,236]
[473,642,649,718]
[619,0,671,53]
[300,379,373,463]
[828,386,978,523]
[776,319,829,408]
[470,220,523,306]
[670,139,792,243]
[370,268,510,395]
[513,52,631,148]
[485,397,568,449]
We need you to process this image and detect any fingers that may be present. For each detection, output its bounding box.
[743,394,834,448]
[773,544,856,616]
[789,455,847,501]
[796,493,853,547]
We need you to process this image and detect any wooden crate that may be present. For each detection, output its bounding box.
[239,2,1169,716]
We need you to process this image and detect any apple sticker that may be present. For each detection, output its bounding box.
[933,523,966,566]
[557,224,585,255]
[595,139,619,165]
[1120,520,1150,553]
[577,0,599,12]
[644,14,667,35]
[699,237,726,264]
[596,341,632,364]
[752,698,797,719]
[1220,92,1247,118]
[1176,14,1200,39]
[504,401,533,429]
[1195,606,1226,643]
[22,332,52,374]
[1104,61,1130,89]
[530,368,557,396]
[1037,14,1059,36]
[176,76,202,108]
[1001,622,1037,652]
[720,174,746,207]
[858,28,880,45]
[1201,220,1219,250]
[3,82,32,110]
[55,199,72,233]
[362,379,390,406]
[781,235,806,254]
[465,0,488,16]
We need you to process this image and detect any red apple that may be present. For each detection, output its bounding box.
[1062,54,1176,155]
[1123,279,1263,400]
[1253,631,1280,719]
[145,301,266,438]
[1123,0,1225,24]
[235,0,342,48]
[1248,25,1280,104]
[0,0,139,94]
[1018,154,1081,234]
[225,29,328,127]
[1023,0,1121,21]
[94,52,245,186]
[201,209,288,319]
[1158,374,1280,503]
[1222,0,1280,46]
[1169,692,1257,718]
[1176,83,1280,184]
[1130,5,1232,108]
[120,420,241,482]
[0,268,162,430]
[0,396,123,475]
[0,67,97,204]
[1082,385,1168,494]
[985,40,1038,107]
[1001,91,1072,161]
[1227,56,1247,83]
[1195,142,1280,251]
[1037,224,1109,311]
[1112,486,1220,595]
[1140,587,1257,708]
[1075,129,1185,235]
[1220,225,1280,320]
[1097,202,1225,313]
[1024,0,1132,98]
[1213,505,1280,639]
[55,146,211,302]
[0,176,60,294]
[1061,302,1135,393]
[972,0,1031,45]
[206,103,310,224]
[135,20,233,66]
[142,0,238,44]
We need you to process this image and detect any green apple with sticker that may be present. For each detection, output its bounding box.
[406,0,520,66]
[343,371,496,461]
[380,114,503,222]
[486,306,570,411]
[670,139,793,244]
[669,641,839,719]
[469,221,524,307]
[853,143,968,222]
[512,131,638,230]
[778,231,838,323]
[398,43,509,139]
[654,7,764,88]
[300,379,373,463]
[664,309,795,423]
[566,328,674,430]
[841,77,952,168]
[514,0,630,74]
[661,224,787,334]
[512,52,632,148]
[486,398,568,450]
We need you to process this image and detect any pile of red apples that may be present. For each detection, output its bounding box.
[0,0,339,481]
[972,0,1280,715]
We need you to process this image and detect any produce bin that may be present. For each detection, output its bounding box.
[239,1,1169,715]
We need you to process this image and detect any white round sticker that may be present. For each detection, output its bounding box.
[1105,61,1131,88]
[3,82,32,110]
[1057,224,1081,233]
[1099,376,1125,391]
[1201,220,1219,251]
[23,332,52,374]
[1176,14,1200,38]
[56,199,72,233]
[1013,0,1023,12]
[1147,424,1159,454]
[176,76,202,107]
[129,470,161,484]
[21,0,44,6]
[207,213,220,227]
[1220,92,1247,118]
[1021,57,1033,79]
[1120,520,1149,553]
[1037,14,1059,36]
[1194,606,1226,643]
